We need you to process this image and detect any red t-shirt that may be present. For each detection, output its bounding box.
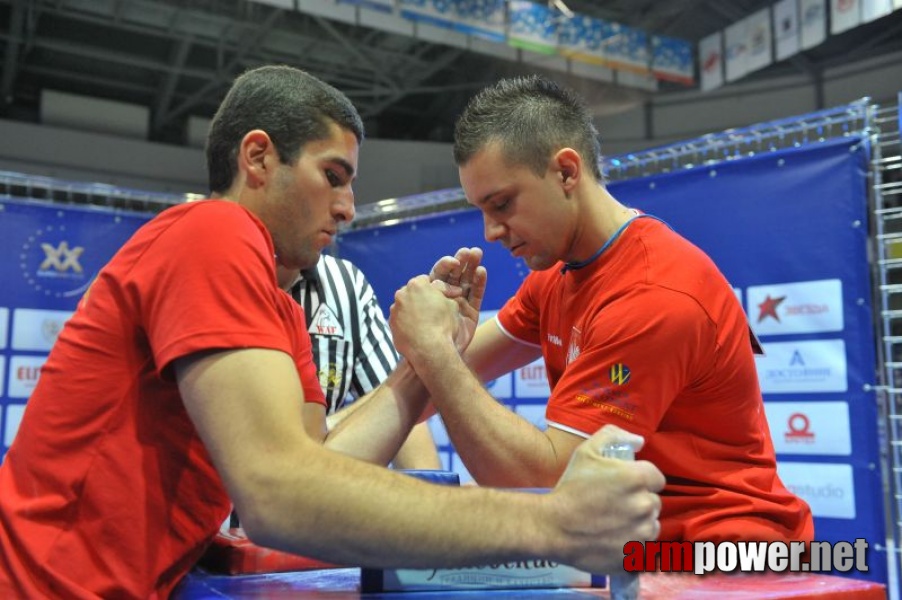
[0,200,326,598]
[498,216,813,543]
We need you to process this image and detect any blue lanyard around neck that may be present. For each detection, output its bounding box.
[560,214,666,274]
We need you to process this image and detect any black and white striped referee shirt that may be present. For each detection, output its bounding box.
[287,254,398,415]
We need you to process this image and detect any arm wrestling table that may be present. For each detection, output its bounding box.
[172,567,886,599]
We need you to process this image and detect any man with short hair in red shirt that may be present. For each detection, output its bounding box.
[390,75,812,544]
[0,66,664,598]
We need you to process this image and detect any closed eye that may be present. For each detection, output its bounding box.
[492,198,510,212]
[325,169,343,187]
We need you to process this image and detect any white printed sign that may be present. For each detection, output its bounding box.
[0,307,9,349]
[4,404,26,448]
[765,401,851,455]
[777,462,855,519]
[8,355,46,399]
[755,340,847,394]
[514,358,551,398]
[748,279,843,336]
[12,308,73,351]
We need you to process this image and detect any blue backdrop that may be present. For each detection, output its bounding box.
[337,136,886,584]
[0,198,150,460]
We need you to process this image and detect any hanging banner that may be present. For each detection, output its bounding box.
[337,0,395,12]
[831,0,862,33]
[558,14,618,67]
[699,31,724,91]
[605,24,650,75]
[0,199,151,459]
[651,34,694,85]
[507,0,559,55]
[724,20,749,82]
[774,0,801,61]
[744,8,773,75]
[801,0,827,49]
[861,0,893,21]
[399,0,506,42]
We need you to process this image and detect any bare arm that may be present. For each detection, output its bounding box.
[392,290,584,487]
[392,422,442,470]
[322,358,430,465]
[175,347,663,572]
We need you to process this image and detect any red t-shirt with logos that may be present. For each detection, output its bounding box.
[0,200,326,598]
[497,216,813,543]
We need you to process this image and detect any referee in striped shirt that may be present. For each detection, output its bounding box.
[278,254,441,469]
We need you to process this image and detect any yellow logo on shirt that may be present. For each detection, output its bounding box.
[609,363,631,386]
[319,363,342,390]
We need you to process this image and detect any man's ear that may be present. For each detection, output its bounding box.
[239,130,276,189]
[553,147,581,192]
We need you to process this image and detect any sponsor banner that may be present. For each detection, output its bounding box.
[777,462,856,519]
[4,403,26,448]
[485,373,513,399]
[7,355,46,399]
[399,0,506,42]
[800,0,827,49]
[748,279,843,336]
[449,452,474,484]
[773,0,800,61]
[508,0,559,55]
[479,310,498,324]
[514,357,551,398]
[515,402,548,431]
[744,8,773,75]
[756,340,847,394]
[363,561,593,592]
[862,0,893,21]
[764,401,851,455]
[427,414,450,446]
[651,35,694,85]
[0,307,8,349]
[604,25,649,75]
[831,0,862,33]
[699,31,723,91]
[724,20,749,82]
[559,17,649,74]
[558,13,616,67]
[11,308,73,352]
[251,0,293,8]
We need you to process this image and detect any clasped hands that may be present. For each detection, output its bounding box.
[388,247,486,362]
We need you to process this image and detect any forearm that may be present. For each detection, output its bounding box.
[323,359,429,465]
[392,421,442,470]
[242,442,559,568]
[412,342,566,487]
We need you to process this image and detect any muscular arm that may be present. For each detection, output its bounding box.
[392,281,583,487]
[176,346,664,572]
[410,314,585,487]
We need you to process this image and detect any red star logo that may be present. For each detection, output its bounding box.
[757,294,786,323]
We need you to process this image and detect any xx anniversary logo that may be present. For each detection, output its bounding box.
[20,225,93,299]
